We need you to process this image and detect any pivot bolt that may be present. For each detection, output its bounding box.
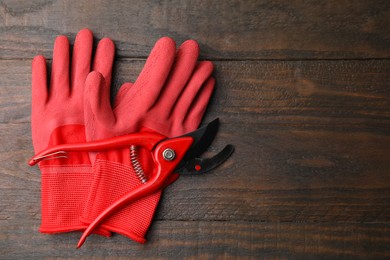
[163,148,176,161]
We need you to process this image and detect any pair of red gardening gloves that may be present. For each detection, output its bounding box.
[31,29,215,242]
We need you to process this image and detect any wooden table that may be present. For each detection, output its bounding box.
[1,1,389,259]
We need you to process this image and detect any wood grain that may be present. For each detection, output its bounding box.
[1,1,390,258]
[1,219,389,259]
[1,0,390,59]
[1,60,389,226]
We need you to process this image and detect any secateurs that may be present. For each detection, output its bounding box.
[29,118,234,248]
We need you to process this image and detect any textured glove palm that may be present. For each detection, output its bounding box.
[81,37,215,242]
[31,29,114,235]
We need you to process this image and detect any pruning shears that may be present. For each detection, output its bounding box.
[29,119,234,248]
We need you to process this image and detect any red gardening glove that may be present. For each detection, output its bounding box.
[81,37,215,243]
[31,29,114,235]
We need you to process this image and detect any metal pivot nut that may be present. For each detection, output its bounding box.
[163,148,176,161]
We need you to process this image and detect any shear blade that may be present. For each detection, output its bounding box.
[180,118,220,162]
[177,144,235,175]
[175,118,234,174]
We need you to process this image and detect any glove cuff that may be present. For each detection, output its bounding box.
[39,164,110,236]
[82,159,161,242]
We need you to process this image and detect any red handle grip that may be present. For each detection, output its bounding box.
[29,132,166,166]
[77,136,194,248]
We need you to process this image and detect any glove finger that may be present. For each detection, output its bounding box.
[183,77,215,130]
[92,38,115,89]
[31,55,48,111]
[152,40,199,117]
[84,71,115,141]
[113,82,133,109]
[119,37,176,111]
[50,36,70,99]
[71,28,93,95]
[172,61,214,123]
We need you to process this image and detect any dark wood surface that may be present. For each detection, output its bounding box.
[1,1,389,259]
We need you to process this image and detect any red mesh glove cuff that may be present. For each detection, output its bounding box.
[81,159,161,243]
[39,165,111,237]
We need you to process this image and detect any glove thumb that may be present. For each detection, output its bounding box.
[84,71,115,142]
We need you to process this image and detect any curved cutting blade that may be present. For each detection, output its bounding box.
[180,118,219,162]
[177,144,234,175]
[174,118,234,174]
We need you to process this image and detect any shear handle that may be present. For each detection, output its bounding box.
[77,136,194,248]
[29,132,166,166]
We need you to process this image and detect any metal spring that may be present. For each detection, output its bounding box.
[130,145,148,184]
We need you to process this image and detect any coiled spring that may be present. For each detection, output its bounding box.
[130,145,148,183]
